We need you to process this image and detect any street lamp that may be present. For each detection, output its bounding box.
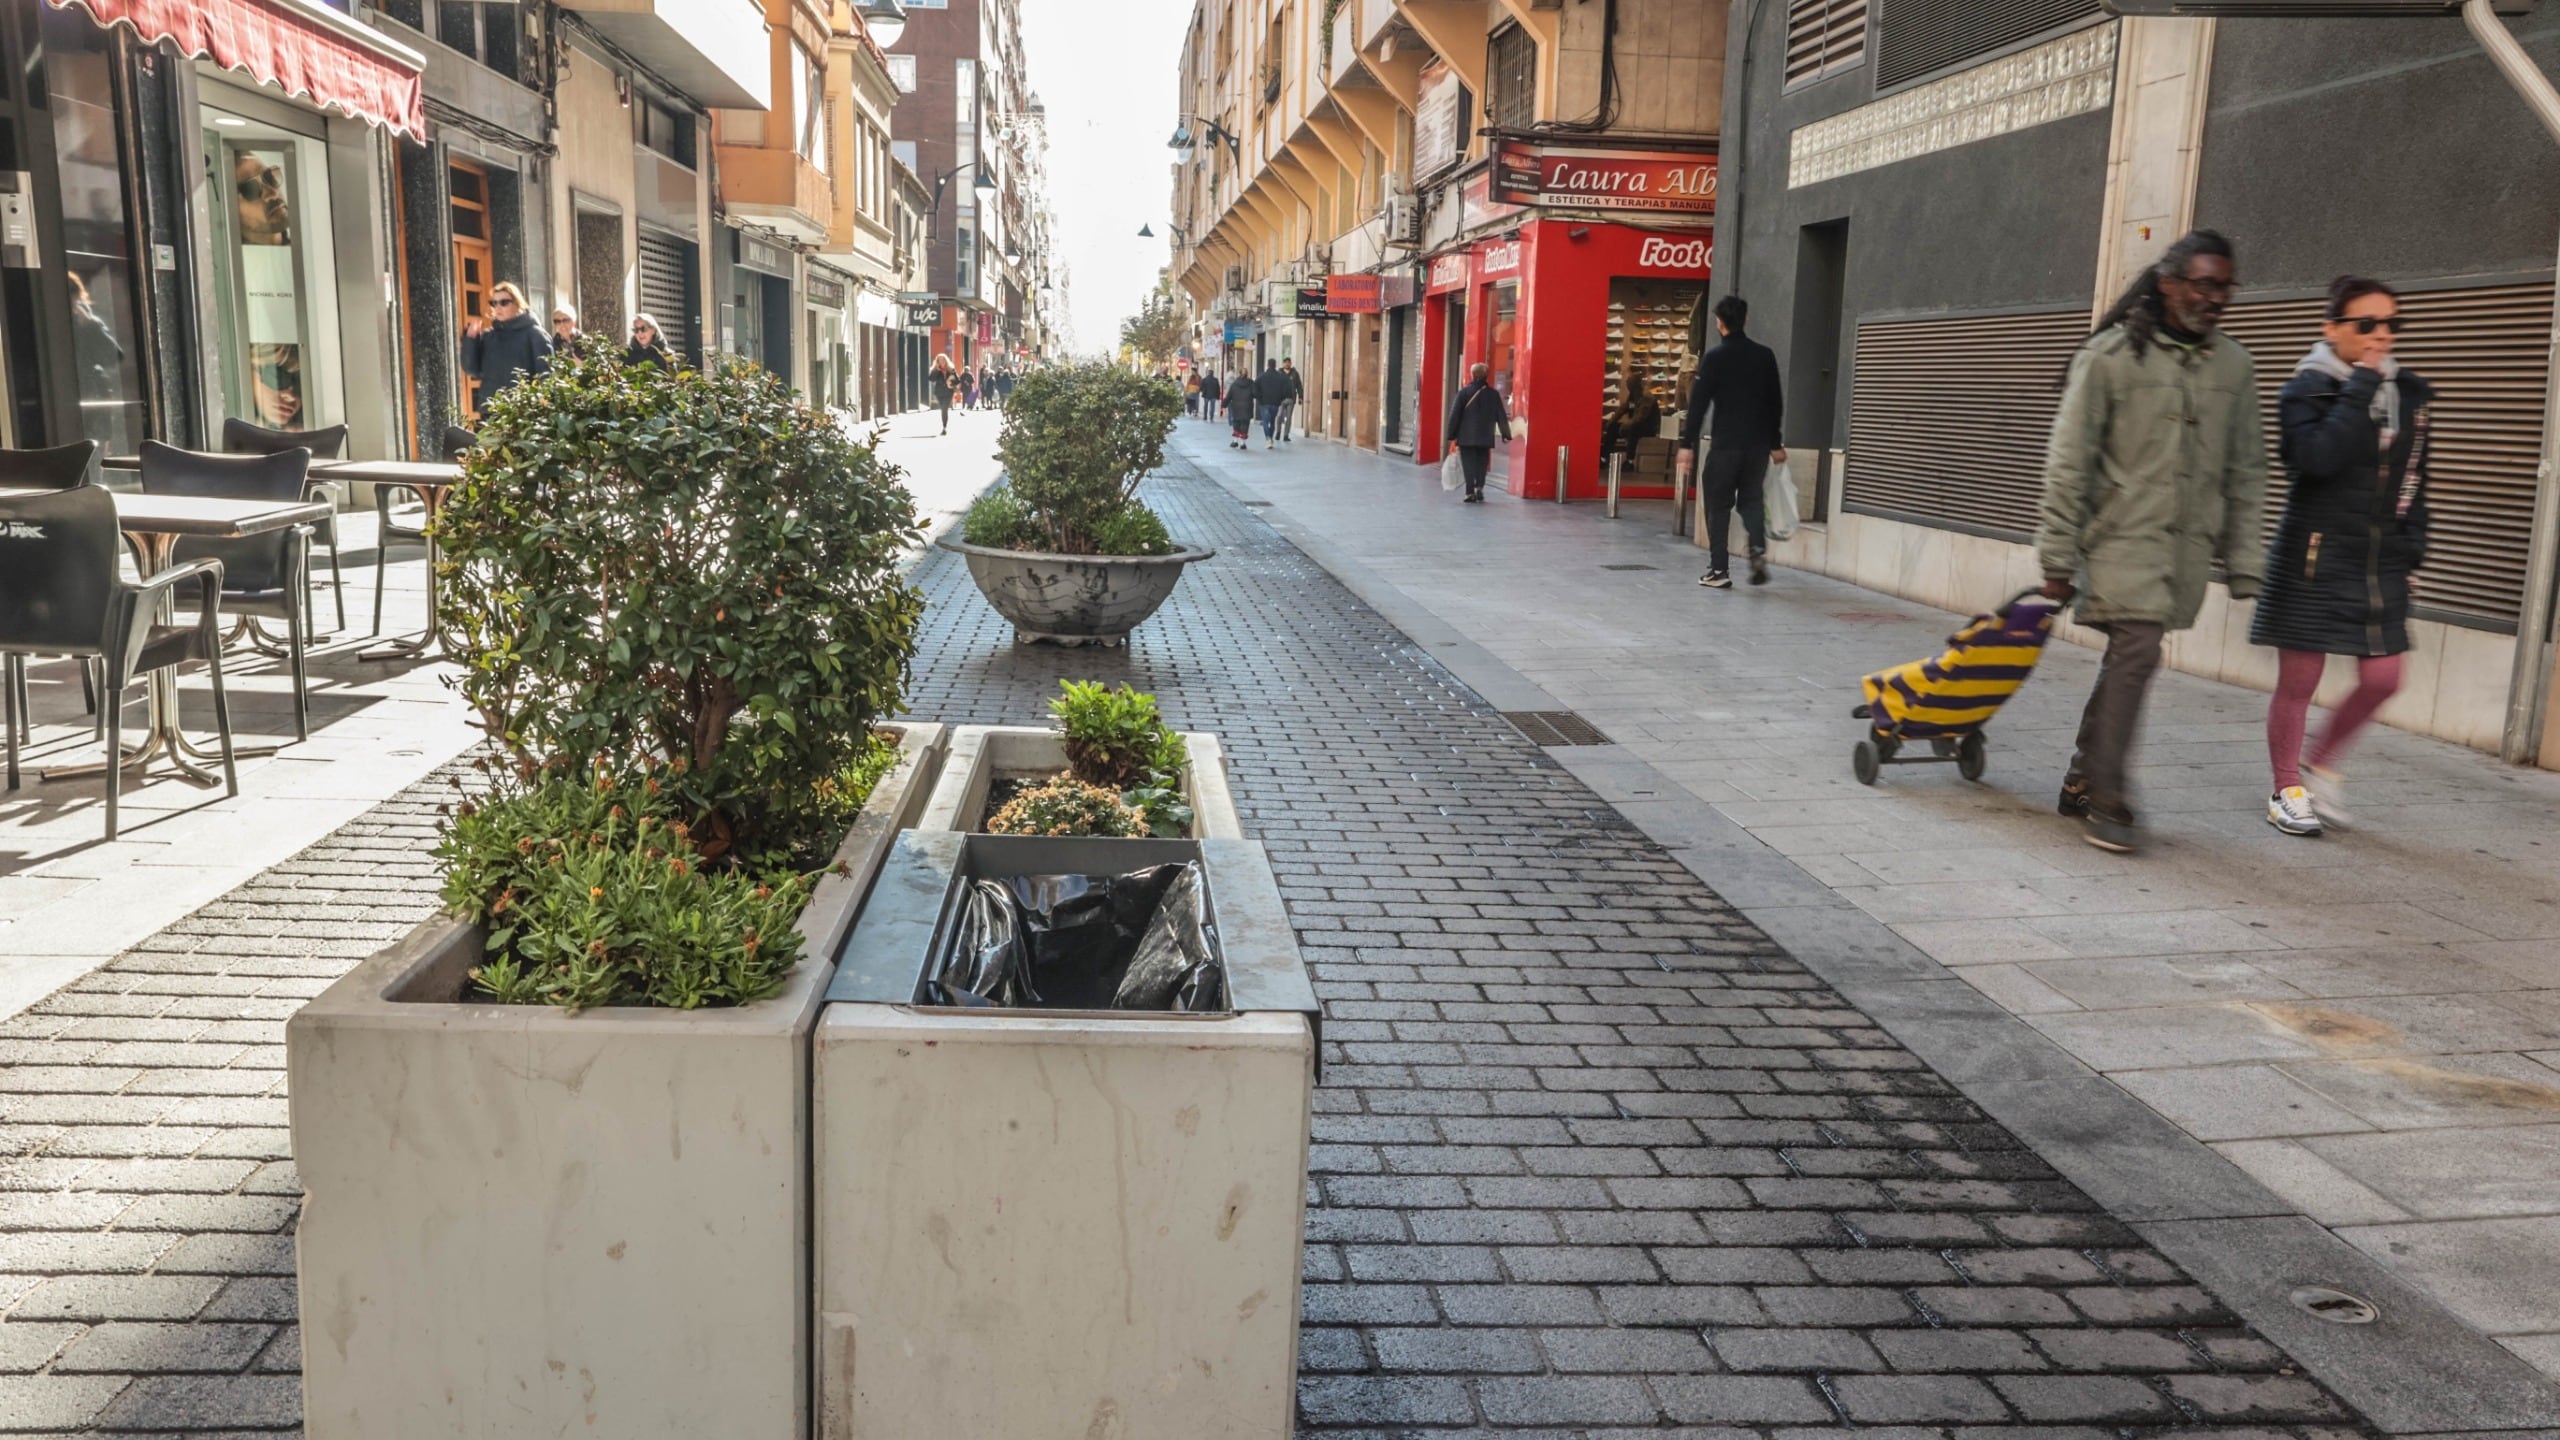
[927,161,999,239]
[1169,116,1240,162]
[854,0,906,48]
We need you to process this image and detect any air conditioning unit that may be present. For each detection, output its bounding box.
[1223,264,1247,293]
[1382,189,1421,248]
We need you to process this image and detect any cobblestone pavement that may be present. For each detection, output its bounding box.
[0,458,2372,1434]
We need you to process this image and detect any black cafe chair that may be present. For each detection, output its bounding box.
[223,419,348,637]
[0,485,237,840]
[372,425,474,636]
[0,441,104,743]
[139,441,311,744]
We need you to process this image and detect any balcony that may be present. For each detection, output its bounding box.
[561,0,771,110]
[717,143,831,242]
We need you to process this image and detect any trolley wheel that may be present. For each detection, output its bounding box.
[1853,740,1881,786]
[1957,732,1988,782]
[1931,737,1960,758]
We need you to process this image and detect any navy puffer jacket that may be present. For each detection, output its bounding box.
[2249,353,2433,658]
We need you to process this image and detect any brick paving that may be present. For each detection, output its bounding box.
[0,456,2374,1434]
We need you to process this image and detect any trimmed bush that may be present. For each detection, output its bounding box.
[990,362,1185,555]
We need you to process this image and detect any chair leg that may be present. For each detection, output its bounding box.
[371,518,388,639]
[206,648,239,799]
[102,663,121,842]
[3,660,17,792]
[91,660,106,742]
[288,611,309,743]
[326,522,347,634]
[80,657,97,718]
[9,656,26,746]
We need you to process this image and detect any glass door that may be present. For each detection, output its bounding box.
[201,98,342,433]
[41,4,145,454]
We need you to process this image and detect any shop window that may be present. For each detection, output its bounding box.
[1872,0,2099,91]
[1785,0,1866,89]
[202,106,344,434]
[41,3,148,454]
[1488,24,1536,132]
[1487,280,1518,407]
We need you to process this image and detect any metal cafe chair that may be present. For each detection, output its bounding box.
[373,425,473,636]
[0,441,104,745]
[139,442,312,744]
[222,418,349,637]
[0,485,237,841]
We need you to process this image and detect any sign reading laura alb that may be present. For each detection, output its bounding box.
[1490,143,1718,215]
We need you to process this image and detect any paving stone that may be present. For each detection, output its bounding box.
[1709,1326,1885,1373]
[0,1373,131,1429]
[8,1276,221,1323]
[53,1323,273,1375]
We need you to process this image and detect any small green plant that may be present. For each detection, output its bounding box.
[991,362,1186,555]
[1087,504,1175,558]
[986,776,1146,838]
[1052,680,1189,790]
[961,484,1038,550]
[438,768,819,1011]
[1121,776,1195,839]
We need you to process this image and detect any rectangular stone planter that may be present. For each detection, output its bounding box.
[916,722,1241,838]
[815,828,1317,1438]
[287,724,946,1440]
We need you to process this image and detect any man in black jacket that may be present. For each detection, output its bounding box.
[1223,368,1259,450]
[1677,295,1787,588]
[1276,359,1307,442]
[1443,362,1512,503]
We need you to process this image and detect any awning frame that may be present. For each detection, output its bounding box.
[49,0,428,138]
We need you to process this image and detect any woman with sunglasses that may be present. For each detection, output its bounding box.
[2253,276,2431,836]
[461,281,554,416]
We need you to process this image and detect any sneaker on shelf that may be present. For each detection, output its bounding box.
[1698,571,1732,589]
[2304,764,2353,829]
[2056,775,2092,819]
[2081,809,2141,854]
[2267,786,2324,837]
[1749,553,1770,586]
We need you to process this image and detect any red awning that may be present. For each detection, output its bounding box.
[52,0,425,138]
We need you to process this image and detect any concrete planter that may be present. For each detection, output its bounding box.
[939,536,1213,646]
[816,830,1318,1439]
[917,722,1241,840]
[286,724,946,1440]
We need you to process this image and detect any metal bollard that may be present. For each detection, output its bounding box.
[1556,445,1570,504]
[1673,458,1693,537]
[1606,452,1623,519]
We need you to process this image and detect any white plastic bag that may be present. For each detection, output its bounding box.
[1441,451,1463,492]
[1766,457,1801,541]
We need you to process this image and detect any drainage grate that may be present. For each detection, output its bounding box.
[2289,1287,2379,1325]
[1502,711,1613,747]
[1600,564,1657,571]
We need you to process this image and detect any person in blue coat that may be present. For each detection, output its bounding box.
[461,281,552,415]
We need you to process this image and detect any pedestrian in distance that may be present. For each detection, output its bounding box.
[461,281,553,416]
[1277,359,1306,442]
[2036,229,2267,854]
[1444,361,1511,503]
[626,314,675,369]
[929,354,956,435]
[1224,367,1259,449]
[1258,360,1288,449]
[550,304,582,354]
[1677,295,1786,589]
[2255,275,2430,837]
[959,366,979,411]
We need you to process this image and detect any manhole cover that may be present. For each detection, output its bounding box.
[1600,564,1657,571]
[2289,1286,2379,1325]
[1502,711,1613,747]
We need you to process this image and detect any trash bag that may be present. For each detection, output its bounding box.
[1114,863,1224,1011]
[934,879,1029,1007]
[927,862,1226,1014]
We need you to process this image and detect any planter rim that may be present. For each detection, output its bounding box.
[936,536,1216,566]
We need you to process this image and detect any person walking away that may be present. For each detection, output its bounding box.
[959,366,979,411]
[461,281,553,418]
[929,355,956,434]
[2036,230,2267,854]
[1677,296,1786,589]
[1224,367,1259,449]
[550,304,582,354]
[1257,361,1287,449]
[1277,359,1306,442]
[1444,362,1512,503]
[2254,276,2428,836]
[626,314,675,368]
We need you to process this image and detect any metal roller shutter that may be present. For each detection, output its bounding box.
[1786,0,1868,88]
[2217,283,2551,631]
[1872,0,2100,89]
[1843,308,2088,538]
[637,230,697,364]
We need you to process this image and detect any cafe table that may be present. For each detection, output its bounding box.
[309,459,465,662]
[0,489,330,785]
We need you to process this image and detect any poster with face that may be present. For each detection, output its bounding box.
[230,145,306,430]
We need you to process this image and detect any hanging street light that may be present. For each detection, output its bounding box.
[855,0,906,48]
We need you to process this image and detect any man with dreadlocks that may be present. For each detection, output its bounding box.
[2035,230,2268,854]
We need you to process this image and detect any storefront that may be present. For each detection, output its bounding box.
[1416,144,1715,500]
[806,264,849,411]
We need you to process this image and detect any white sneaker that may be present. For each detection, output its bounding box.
[2267,786,2323,837]
[2304,765,2352,829]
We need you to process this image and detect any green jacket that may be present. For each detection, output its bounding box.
[2035,325,2268,630]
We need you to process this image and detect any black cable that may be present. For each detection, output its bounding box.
[1540,0,1620,135]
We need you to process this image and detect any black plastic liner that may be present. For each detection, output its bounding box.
[929,862,1226,1013]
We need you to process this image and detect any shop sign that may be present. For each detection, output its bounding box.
[1427,252,1471,295]
[806,271,848,309]
[736,231,792,278]
[1634,236,1713,273]
[1378,274,1417,309]
[1490,142,1718,215]
[1414,63,1465,179]
[974,312,995,345]
[857,291,902,328]
[1477,239,1524,279]
[903,299,943,329]
[1325,274,1382,314]
[1460,170,1527,232]
[1295,286,1333,320]
[1223,317,1257,343]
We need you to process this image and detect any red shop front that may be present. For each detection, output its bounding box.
[1416,148,1715,501]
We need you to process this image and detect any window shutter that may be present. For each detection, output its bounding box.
[1872,0,2098,90]
[1786,0,1868,89]
[2217,283,2552,631]
[1844,309,2087,538]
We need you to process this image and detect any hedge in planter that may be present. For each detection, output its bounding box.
[963,363,1185,555]
[438,347,923,872]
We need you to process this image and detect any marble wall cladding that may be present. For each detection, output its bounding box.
[1790,23,2121,188]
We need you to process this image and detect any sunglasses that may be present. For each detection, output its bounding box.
[2343,315,2405,336]
[491,297,519,310]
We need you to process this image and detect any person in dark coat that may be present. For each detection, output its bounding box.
[1443,362,1512,502]
[1257,360,1288,449]
[929,355,956,433]
[461,281,553,415]
[1677,295,1786,588]
[626,313,676,369]
[1603,376,1663,458]
[2253,275,2430,837]
[1224,369,1258,450]
[1276,359,1306,442]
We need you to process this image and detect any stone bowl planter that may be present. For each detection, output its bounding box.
[286,724,946,1440]
[917,723,1241,840]
[939,536,1213,647]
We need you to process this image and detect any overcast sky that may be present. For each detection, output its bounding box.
[1018,0,1192,357]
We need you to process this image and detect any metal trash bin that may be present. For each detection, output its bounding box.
[814,832,1318,1438]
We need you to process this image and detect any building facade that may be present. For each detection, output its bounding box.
[1721,0,2560,760]
[1167,0,1721,497]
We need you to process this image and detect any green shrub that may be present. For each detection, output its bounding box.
[986,776,1145,838]
[436,346,923,868]
[437,768,817,1011]
[993,362,1185,554]
[1052,680,1188,789]
[961,484,1038,550]
[1087,503,1175,558]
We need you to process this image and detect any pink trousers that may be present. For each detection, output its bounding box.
[2268,649,2403,792]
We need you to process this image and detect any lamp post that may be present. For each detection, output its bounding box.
[927,161,999,241]
[853,0,905,48]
